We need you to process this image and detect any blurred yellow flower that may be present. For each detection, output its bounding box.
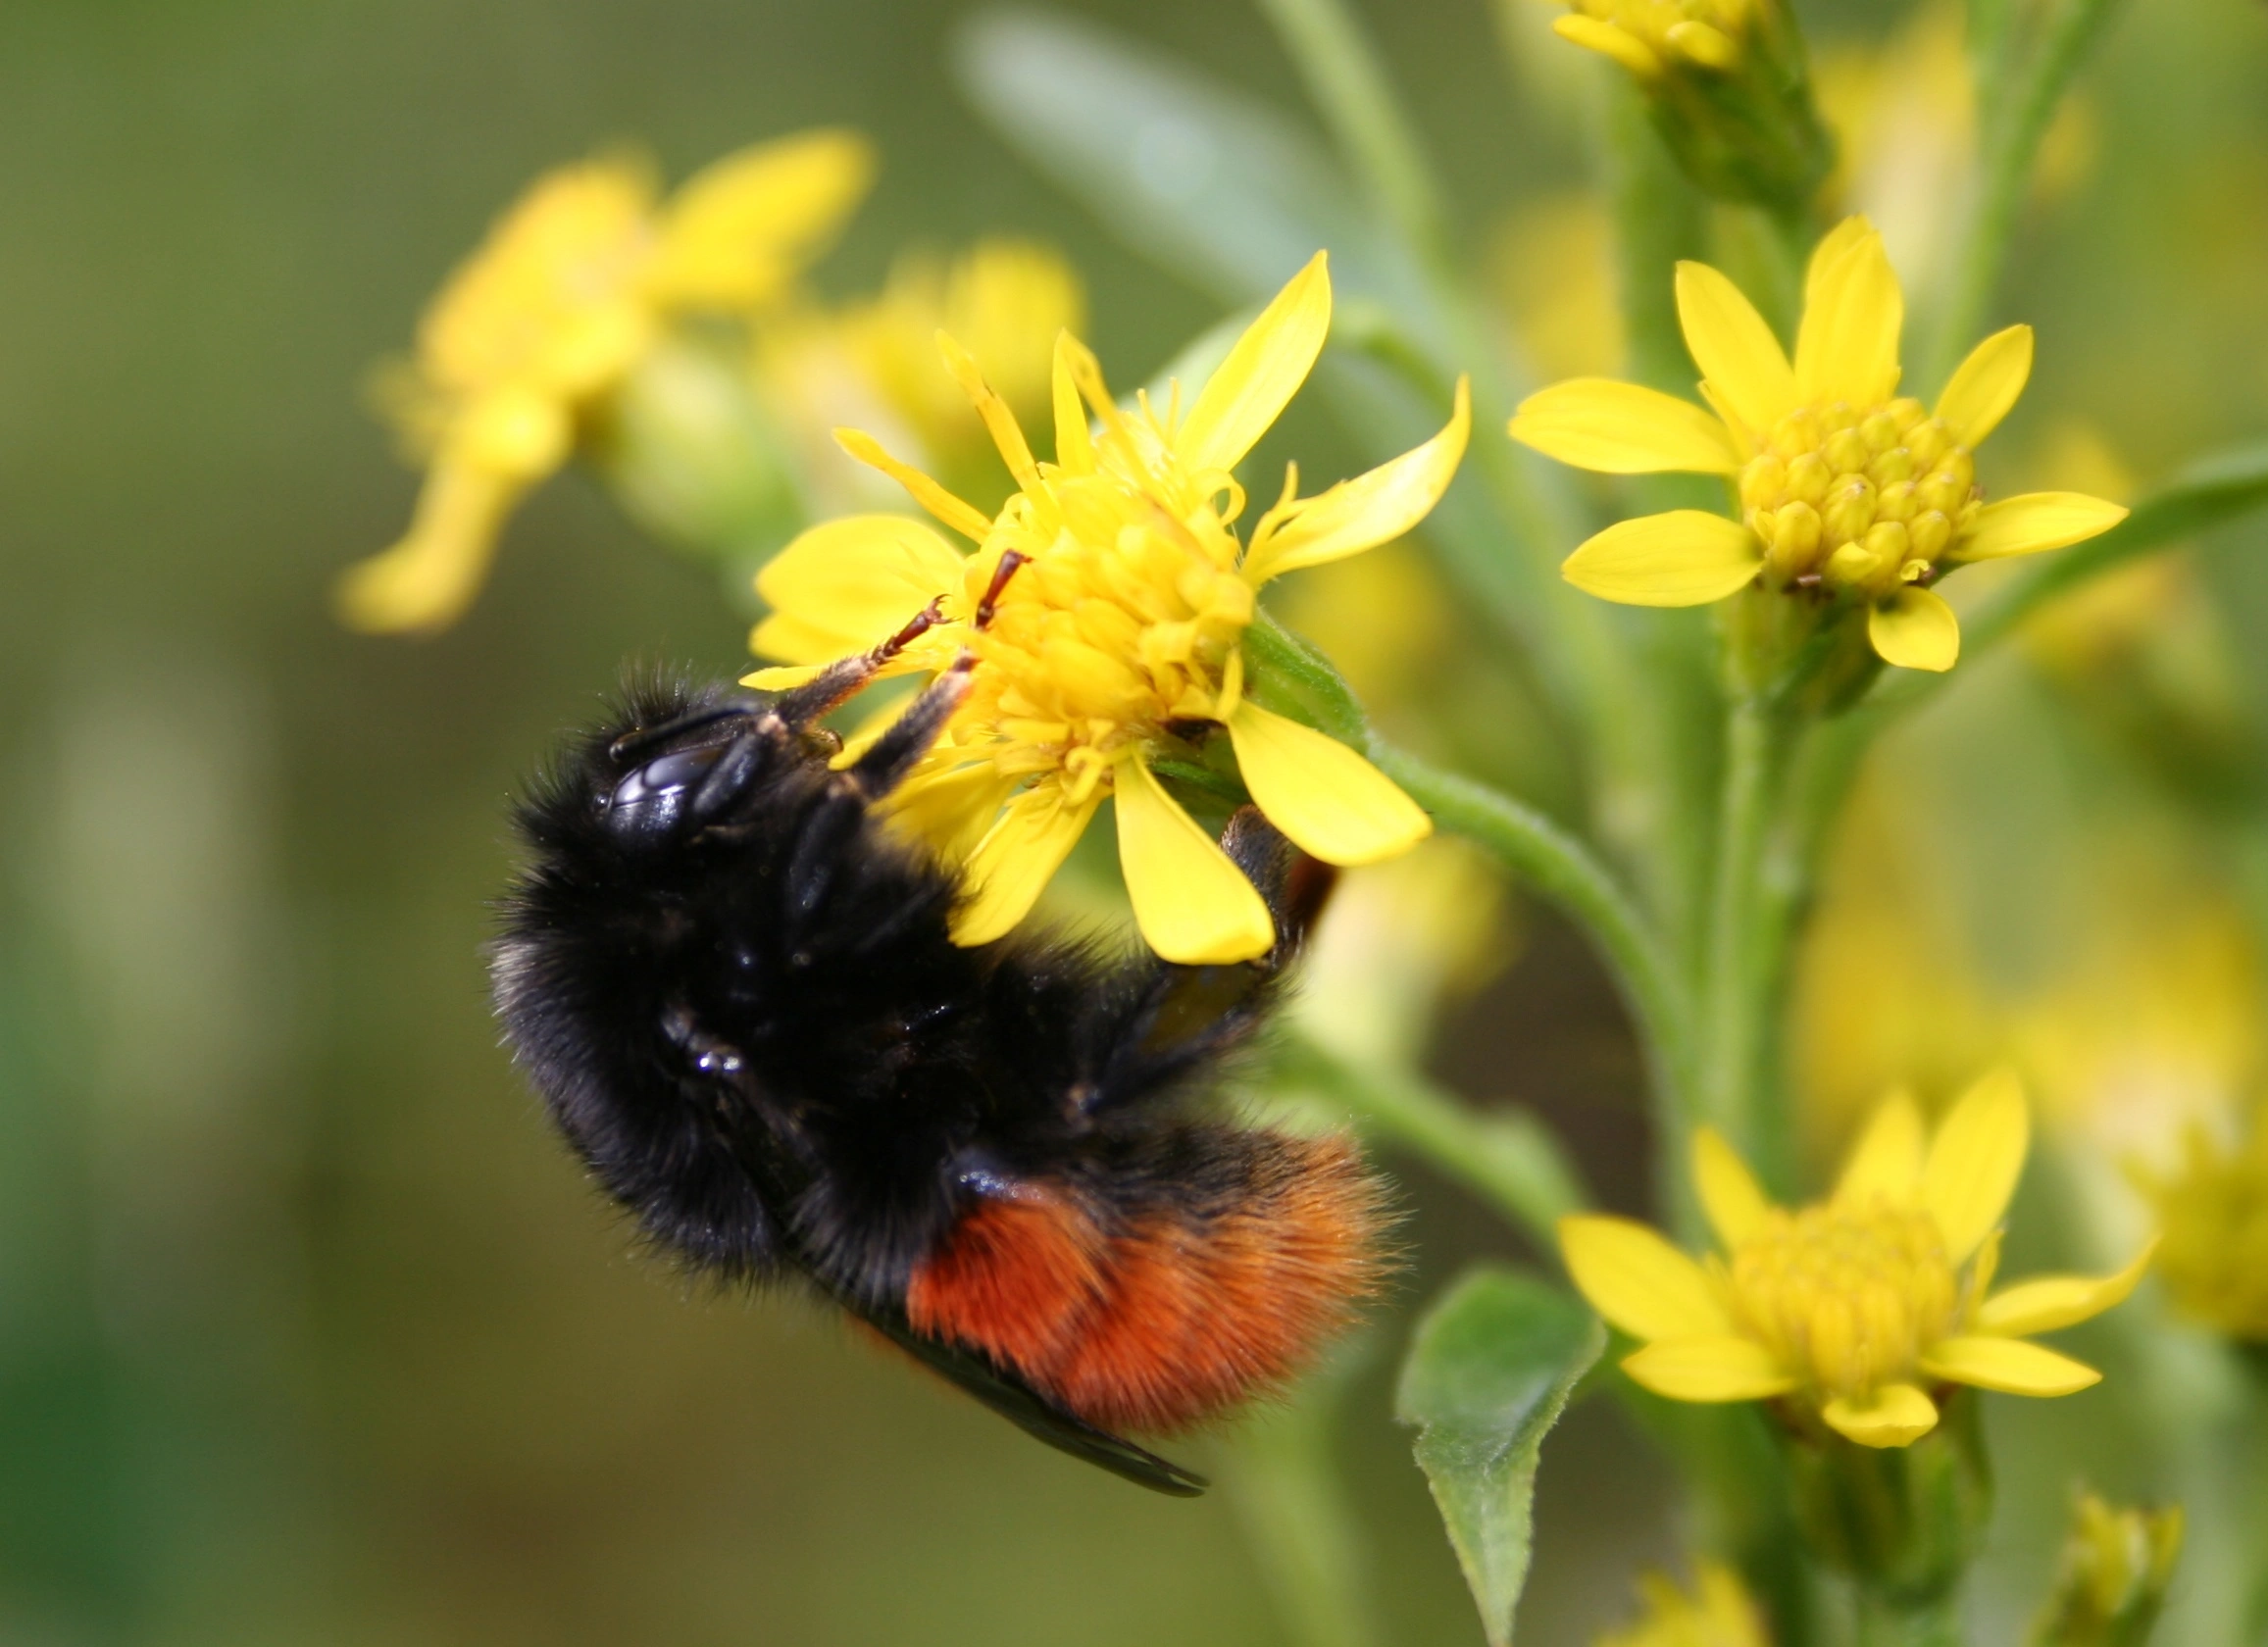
[747,253,1470,964]
[761,239,1085,515]
[2030,1492,2185,1645]
[338,131,873,634]
[1596,1562,1769,1647]
[2141,1115,2268,1341]
[1561,1073,2153,1447]
[1489,195,1625,383]
[1550,0,1754,77]
[1510,217,2128,672]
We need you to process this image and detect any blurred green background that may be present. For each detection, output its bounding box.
[1,0,2265,1642]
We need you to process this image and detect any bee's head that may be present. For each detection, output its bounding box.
[590,687,838,848]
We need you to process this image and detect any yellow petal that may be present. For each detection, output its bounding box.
[1836,1089,1925,1208]
[1977,1239,2157,1337]
[888,759,1024,867]
[1821,1384,1939,1448]
[1794,218,1903,407]
[1551,14,1663,75]
[751,515,968,662]
[1051,331,1095,474]
[1114,758,1276,964]
[1508,378,1739,475]
[1620,1337,1794,1402]
[937,330,1039,489]
[1692,1127,1774,1250]
[1954,492,2129,562]
[1674,261,1797,435]
[646,129,875,310]
[1226,700,1432,866]
[834,428,995,542]
[1558,1215,1732,1342]
[1244,377,1471,582]
[1175,252,1331,474]
[1934,325,2034,449]
[950,781,1102,947]
[1562,511,1762,607]
[1923,1068,2030,1265]
[1664,20,1737,68]
[1918,1335,2099,1397]
[1868,586,1960,672]
[334,462,524,635]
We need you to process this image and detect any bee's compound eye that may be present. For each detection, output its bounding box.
[602,743,727,838]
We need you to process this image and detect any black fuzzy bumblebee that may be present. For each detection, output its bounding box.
[491,590,1389,1495]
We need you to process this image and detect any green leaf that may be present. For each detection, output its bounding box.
[951,8,1429,324]
[1394,1269,1604,1647]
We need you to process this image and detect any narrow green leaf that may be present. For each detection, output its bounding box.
[951,9,1429,323]
[1394,1269,1605,1647]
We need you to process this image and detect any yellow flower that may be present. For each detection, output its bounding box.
[746,253,1470,964]
[760,239,1085,516]
[1551,0,1754,77]
[1510,217,2129,673]
[2031,1492,2184,1646]
[1597,1562,1770,1647]
[337,131,874,634]
[1560,1072,2154,1447]
[2141,1115,2268,1341]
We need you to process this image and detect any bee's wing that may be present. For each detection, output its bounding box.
[851,1300,1208,1497]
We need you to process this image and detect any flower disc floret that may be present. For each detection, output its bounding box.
[1559,1072,2154,1447]
[1510,217,2129,673]
[1555,0,1753,77]
[748,253,1471,966]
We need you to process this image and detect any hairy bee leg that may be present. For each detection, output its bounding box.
[774,598,949,729]
[1219,807,1337,970]
[844,551,1030,799]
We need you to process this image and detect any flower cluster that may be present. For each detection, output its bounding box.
[1513,218,2128,672]
[749,254,1470,963]
[1562,1073,2152,1447]
[337,133,874,634]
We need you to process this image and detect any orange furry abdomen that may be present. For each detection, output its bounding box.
[903,1133,1389,1433]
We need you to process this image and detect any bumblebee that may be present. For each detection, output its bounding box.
[491,584,1388,1494]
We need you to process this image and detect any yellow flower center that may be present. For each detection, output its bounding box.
[1739,397,1985,601]
[943,433,1257,803]
[1726,1201,1958,1400]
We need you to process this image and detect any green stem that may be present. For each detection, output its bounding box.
[1928,0,2131,388]
[1855,1594,1965,1647]
[1602,82,1708,394]
[1696,696,1794,1187]
[1250,0,1444,257]
[1285,1038,1587,1246]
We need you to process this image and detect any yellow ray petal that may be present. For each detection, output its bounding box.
[1674,262,1797,435]
[834,428,996,542]
[335,462,525,635]
[1508,378,1739,475]
[937,330,1039,488]
[647,129,876,310]
[1665,20,1737,67]
[1692,1127,1775,1250]
[1244,377,1471,582]
[1923,1068,2030,1264]
[1551,14,1663,75]
[1050,331,1095,474]
[1954,492,2129,562]
[1176,252,1332,474]
[1822,1384,1939,1448]
[1919,1335,2100,1396]
[1226,700,1432,866]
[740,662,828,689]
[752,515,968,660]
[1114,758,1277,964]
[887,759,1023,866]
[1977,1240,2157,1337]
[1794,219,1903,407]
[1868,586,1961,672]
[950,781,1103,947]
[1620,1337,1795,1402]
[1558,1215,1733,1341]
[1562,511,1762,607]
[1836,1088,1926,1207]
[1935,325,2034,449]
